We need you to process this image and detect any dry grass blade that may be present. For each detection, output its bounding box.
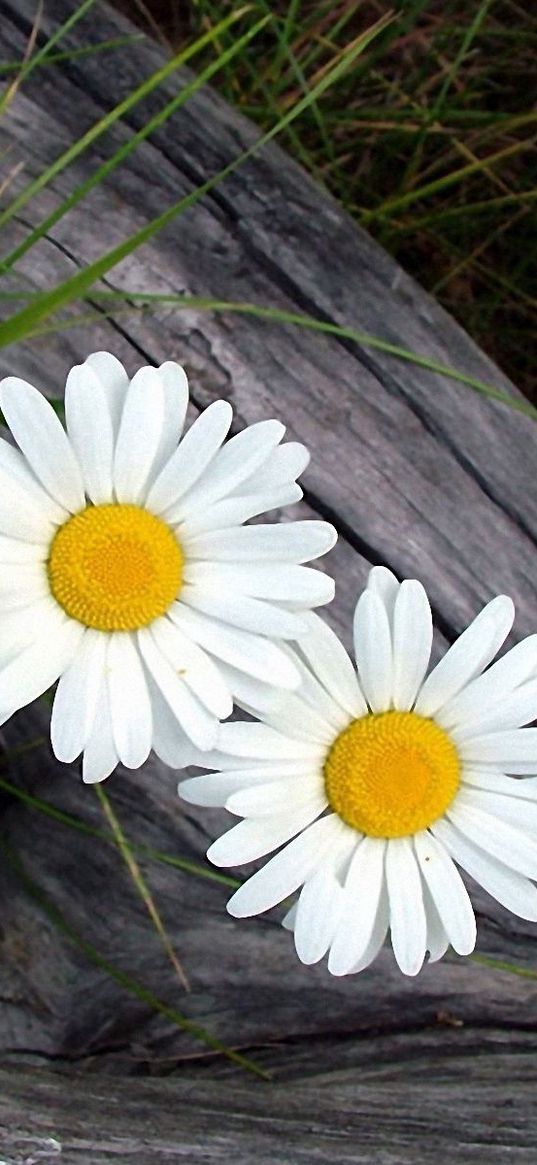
[0,0,43,114]
[95,784,191,992]
[0,836,269,1078]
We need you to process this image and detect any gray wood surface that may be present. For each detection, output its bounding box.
[0,0,536,1161]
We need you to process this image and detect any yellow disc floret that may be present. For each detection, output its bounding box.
[324,710,460,838]
[48,503,183,632]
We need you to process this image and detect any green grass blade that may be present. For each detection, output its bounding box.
[0,0,97,116]
[0,837,268,1078]
[360,137,536,224]
[0,10,392,349]
[395,188,537,230]
[0,34,145,77]
[83,291,537,419]
[401,0,496,192]
[0,6,257,251]
[470,952,537,982]
[0,769,239,888]
[3,282,532,417]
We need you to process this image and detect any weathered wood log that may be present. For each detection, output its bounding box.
[0,0,536,1161]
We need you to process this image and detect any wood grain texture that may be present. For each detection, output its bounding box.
[0,1,536,1161]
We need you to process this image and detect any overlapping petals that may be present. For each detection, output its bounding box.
[0,353,336,782]
[180,567,537,976]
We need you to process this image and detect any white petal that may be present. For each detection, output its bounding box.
[170,603,300,689]
[346,881,390,974]
[0,584,49,614]
[113,367,165,503]
[0,562,48,604]
[65,364,114,503]
[84,351,129,436]
[414,830,476,956]
[243,691,335,746]
[137,626,218,750]
[178,419,285,515]
[179,484,303,537]
[148,673,205,769]
[297,612,367,719]
[0,439,68,524]
[227,773,325,817]
[435,634,537,732]
[294,870,344,965]
[392,580,432,710]
[386,837,426,976]
[51,629,107,762]
[208,799,324,867]
[150,362,189,481]
[285,649,350,732]
[448,799,537,879]
[422,884,450,963]
[0,595,64,660]
[184,521,336,564]
[328,837,386,976]
[146,400,232,517]
[0,534,46,564]
[215,661,290,715]
[183,561,335,607]
[353,589,393,712]
[179,763,314,807]
[450,679,537,740]
[459,728,537,773]
[235,440,309,496]
[0,377,85,511]
[0,464,62,541]
[225,814,350,914]
[216,721,324,761]
[107,634,153,769]
[415,596,515,718]
[0,612,83,711]
[82,676,119,784]
[432,816,537,921]
[149,615,233,719]
[181,586,307,640]
[282,903,298,931]
[463,770,537,800]
[457,787,537,834]
[367,565,400,623]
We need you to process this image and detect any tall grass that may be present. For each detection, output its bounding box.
[131,0,537,401]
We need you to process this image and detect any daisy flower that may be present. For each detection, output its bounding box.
[0,352,336,783]
[180,567,537,976]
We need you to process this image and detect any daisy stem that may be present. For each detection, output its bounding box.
[0,837,270,1079]
[95,784,191,993]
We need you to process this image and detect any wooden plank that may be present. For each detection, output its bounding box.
[0,0,535,638]
[0,1,536,1160]
[2,1054,537,1164]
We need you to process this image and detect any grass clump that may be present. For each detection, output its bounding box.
[122,0,537,401]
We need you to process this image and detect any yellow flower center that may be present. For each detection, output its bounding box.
[324,710,460,838]
[48,503,183,631]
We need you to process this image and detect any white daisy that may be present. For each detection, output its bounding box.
[0,352,336,783]
[180,567,537,976]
